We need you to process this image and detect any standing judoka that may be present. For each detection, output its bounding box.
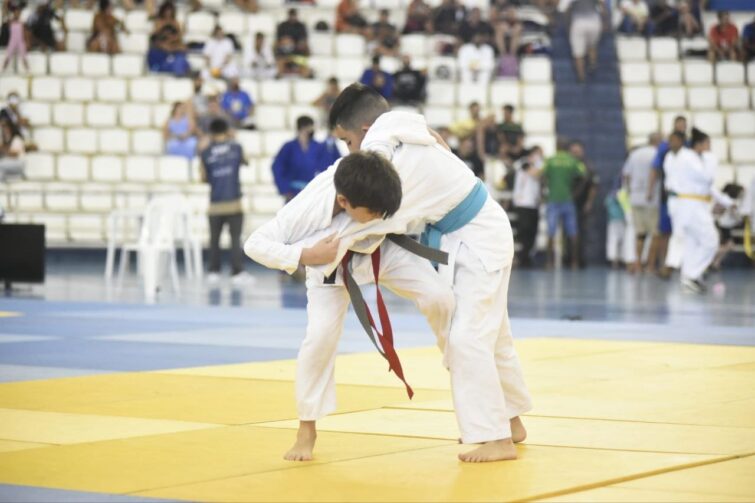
[664,129,731,293]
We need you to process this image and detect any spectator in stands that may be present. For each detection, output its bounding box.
[392,55,426,106]
[497,104,525,159]
[335,0,368,34]
[312,77,340,118]
[741,15,755,61]
[277,8,309,54]
[541,138,585,269]
[221,77,255,129]
[493,5,522,57]
[188,72,209,119]
[199,118,252,287]
[458,32,495,84]
[403,0,432,34]
[275,34,312,78]
[677,1,701,38]
[245,32,276,80]
[708,11,740,62]
[198,92,234,150]
[2,5,28,73]
[459,7,493,46]
[647,0,677,37]
[568,0,604,83]
[0,93,31,145]
[234,0,258,12]
[87,0,128,55]
[432,0,465,36]
[147,1,190,77]
[0,117,25,180]
[512,147,543,268]
[369,9,399,57]
[454,136,484,179]
[26,1,66,52]
[359,56,394,100]
[204,25,239,80]
[164,102,198,160]
[623,132,661,274]
[272,115,329,202]
[569,140,598,268]
[449,101,482,141]
[619,0,649,35]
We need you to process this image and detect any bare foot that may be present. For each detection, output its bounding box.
[284,421,316,461]
[510,416,527,443]
[459,438,517,463]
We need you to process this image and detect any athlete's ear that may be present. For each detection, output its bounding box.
[335,194,349,209]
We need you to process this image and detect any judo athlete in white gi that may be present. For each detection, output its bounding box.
[663,129,732,293]
[329,84,531,462]
[245,151,457,461]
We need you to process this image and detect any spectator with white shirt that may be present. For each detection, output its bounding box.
[458,32,495,84]
[623,132,661,274]
[619,0,649,35]
[513,146,544,267]
[245,32,276,80]
[203,25,238,80]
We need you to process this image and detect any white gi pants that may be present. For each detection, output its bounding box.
[446,244,532,444]
[297,241,455,421]
[606,220,626,262]
[668,197,718,281]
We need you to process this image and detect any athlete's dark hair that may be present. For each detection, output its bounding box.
[296,115,314,131]
[328,83,389,131]
[209,118,229,135]
[334,151,402,219]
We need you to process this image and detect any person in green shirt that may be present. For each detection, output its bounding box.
[540,138,586,269]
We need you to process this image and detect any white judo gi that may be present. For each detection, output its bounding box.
[663,147,729,282]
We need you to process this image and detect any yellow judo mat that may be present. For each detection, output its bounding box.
[0,337,753,502]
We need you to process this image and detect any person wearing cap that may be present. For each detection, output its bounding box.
[663,128,733,294]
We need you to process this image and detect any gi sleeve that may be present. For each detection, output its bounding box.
[243,217,303,275]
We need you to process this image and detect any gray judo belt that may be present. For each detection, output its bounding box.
[326,234,449,399]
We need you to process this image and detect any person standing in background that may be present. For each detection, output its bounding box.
[604,188,626,269]
[272,116,330,202]
[567,0,604,83]
[569,140,597,268]
[512,150,543,268]
[2,5,28,72]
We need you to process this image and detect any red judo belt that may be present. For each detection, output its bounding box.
[341,248,414,399]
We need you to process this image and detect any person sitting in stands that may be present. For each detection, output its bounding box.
[147,1,190,77]
[164,101,198,160]
[87,0,128,55]
[708,11,740,62]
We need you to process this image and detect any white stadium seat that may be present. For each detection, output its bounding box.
[715,164,735,188]
[27,53,48,76]
[456,83,489,107]
[626,110,659,136]
[91,155,124,182]
[308,56,335,79]
[119,33,150,54]
[335,34,366,57]
[710,137,728,163]
[648,38,678,60]
[683,62,713,85]
[186,11,216,36]
[735,166,755,187]
[49,53,80,76]
[424,107,455,128]
[726,112,755,136]
[248,13,276,36]
[15,183,44,211]
[53,103,85,127]
[748,61,755,84]
[335,57,364,82]
[162,79,194,102]
[65,9,94,31]
[520,57,552,82]
[239,80,259,102]
[120,103,153,128]
[719,87,750,110]
[293,80,324,105]
[716,62,744,85]
[125,10,149,32]
[427,81,456,106]
[98,129,130,154]
[691,111,724,136]
[80,185,114,212]
[158,156,191,183]
[655,86,686,110]
[525,134,556,156]
[616,37,647,61]
[66,32,88,53]
[256,104,287,130]
[620,62,650,84]
[522,110,554,134]
[251,194,285,214]
[237,130,262,156]
[125,156,158,182]
[113,54,144,77]
[34,127,65,153]
[131,130,163,155]
[490,81,520,108]
[86,104,118,127]
[0,76,29,98]
[219,12,246,36]
[262,131,291,156]
[130,78,161,102]
[622,86,654,109]
[259,80,291,104]
[23,101,52,126]
[45,183,79,211]
[730,139,755,163]
[81,54,111,77]
[24,153,55,181]
[31,77,62,101]
[56,154,90,181]
[69,214,104,242]
[522,83,553,108]
[66,129,98,154]
[652,62,682,84]
[287,105,321,129]
[401,34,427,58]
[152,104,172,128]
[97,78,128,102]
[64,78,95,101]
[687,87,717,110]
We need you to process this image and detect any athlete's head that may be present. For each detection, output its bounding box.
[669,131,685,152]
[209,118,229,141]
[334,151,402,223]
[328,83,390,154]
[691,127,710,153]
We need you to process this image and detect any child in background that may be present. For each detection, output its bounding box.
[712,183,744,270]
[2,6,29,73]
[605,188,626,269]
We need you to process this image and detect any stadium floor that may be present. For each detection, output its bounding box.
[0,261,753,502]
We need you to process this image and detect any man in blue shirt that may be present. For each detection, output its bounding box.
[200,118,251,286]
[359,56,394,100]
[272,115,341,202]
[220,77,254,129]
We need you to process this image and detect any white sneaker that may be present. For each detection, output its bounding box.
[206,272,221,285]
[681,276,706,294]
[231,271,256,287]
